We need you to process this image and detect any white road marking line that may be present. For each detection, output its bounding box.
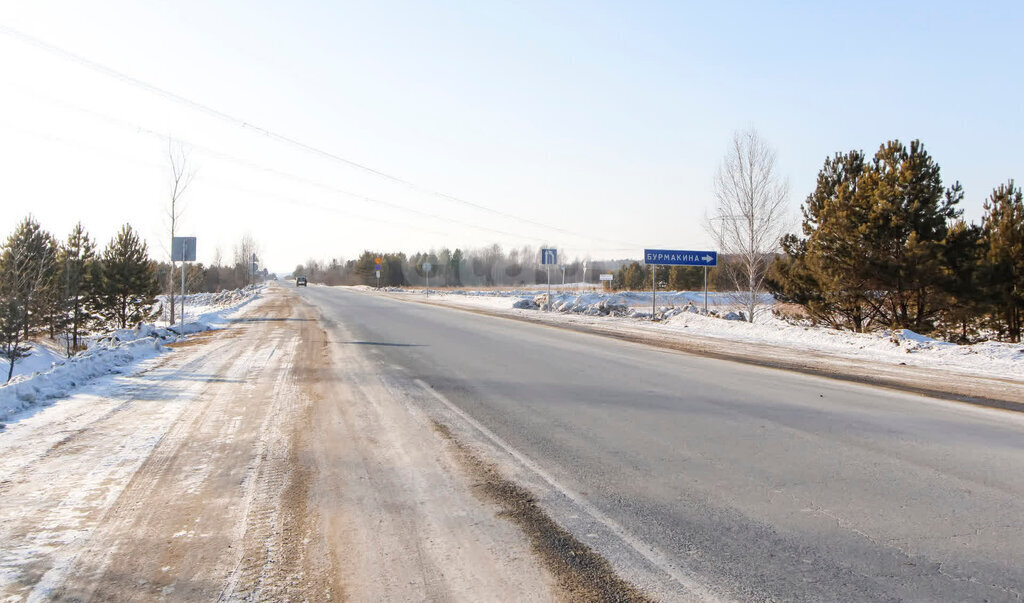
[413,378,722,602]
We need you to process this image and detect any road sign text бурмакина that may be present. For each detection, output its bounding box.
[643,249,717,266]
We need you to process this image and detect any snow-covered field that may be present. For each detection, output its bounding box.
[0,285,265,423]
[380,288,1024,381]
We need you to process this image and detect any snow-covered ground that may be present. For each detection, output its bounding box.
[0,285,265,424]
[378,288,1024,381]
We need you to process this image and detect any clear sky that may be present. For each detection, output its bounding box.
[1,1,1021,273]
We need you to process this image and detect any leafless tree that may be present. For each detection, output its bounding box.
[233,233,260,286]
[166,139,195,325]
[706,128,789,322]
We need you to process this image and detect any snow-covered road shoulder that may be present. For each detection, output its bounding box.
[0,285,266,424]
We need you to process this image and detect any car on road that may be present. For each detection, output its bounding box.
[296,276,307,287]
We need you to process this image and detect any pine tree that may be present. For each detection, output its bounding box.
[771,141,963,333]
[668,266,706,291]
[449,249,464,287]
[938,220,985,342]
[56,222,98,354]
[97,224,159,329]
[981,180,1024,342]
[854,140,961,330]
[0,216,57,380]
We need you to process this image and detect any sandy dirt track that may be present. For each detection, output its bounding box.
[0,286,556,601]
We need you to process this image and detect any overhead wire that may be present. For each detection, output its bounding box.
[5,86,590,248]
[0,24,645,251]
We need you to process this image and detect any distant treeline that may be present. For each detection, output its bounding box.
[293,246,631,288]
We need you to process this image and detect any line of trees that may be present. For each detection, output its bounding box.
[293,246,630,288]
[768,139,1023,343]
[0,217,160,381]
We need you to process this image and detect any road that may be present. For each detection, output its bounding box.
[297,284,1024,601]
[0,288,554,601]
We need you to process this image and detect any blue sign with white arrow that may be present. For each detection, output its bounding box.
[644,249,717,266]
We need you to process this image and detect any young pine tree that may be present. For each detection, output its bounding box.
[98,224,160,329]
[57,222,99,355]
[0,217,57,380]
[981,180,1024,342]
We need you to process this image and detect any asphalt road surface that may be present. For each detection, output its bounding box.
[298,285,1024,601]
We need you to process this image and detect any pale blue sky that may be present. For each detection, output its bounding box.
[1,1,1021,271]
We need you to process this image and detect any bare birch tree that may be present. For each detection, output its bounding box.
[233,233,259,287]
[166,139,195,325]
[706,128,789,322]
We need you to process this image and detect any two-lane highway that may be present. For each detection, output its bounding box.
[298,285,1024,601]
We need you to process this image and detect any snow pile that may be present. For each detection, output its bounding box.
[1,285,264,423]
[155,285,263,328]
[0,330,169,421]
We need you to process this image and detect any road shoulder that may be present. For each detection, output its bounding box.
[375,289,1024,411]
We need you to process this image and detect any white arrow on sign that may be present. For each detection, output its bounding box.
[702,255,713,263]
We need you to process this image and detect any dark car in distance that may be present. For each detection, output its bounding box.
[296,276,307,287]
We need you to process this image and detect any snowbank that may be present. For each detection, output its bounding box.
[0,285,264,423]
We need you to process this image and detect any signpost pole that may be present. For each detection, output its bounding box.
[540,248,557,311]
[180,248,186,329]
[703,266,708,313]
[651,265,656,321]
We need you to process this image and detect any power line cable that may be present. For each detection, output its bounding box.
[8,86,581,247]
[0,24,644,250]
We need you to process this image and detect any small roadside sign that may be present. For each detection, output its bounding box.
[171,237,196,262]
[541,248,557,265]
[422,262,432,272]
[599,273,614,281]
[375,269,381,278]
[171,236,196,329]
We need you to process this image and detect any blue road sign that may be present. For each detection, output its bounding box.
[644,249,717,266]
[541,248,558,265]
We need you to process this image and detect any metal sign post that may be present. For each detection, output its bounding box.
[540,248,557,311]
[651,265,656,320]
[643,248,718,319]
[704,266,708,313]
[171,237,196,331]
